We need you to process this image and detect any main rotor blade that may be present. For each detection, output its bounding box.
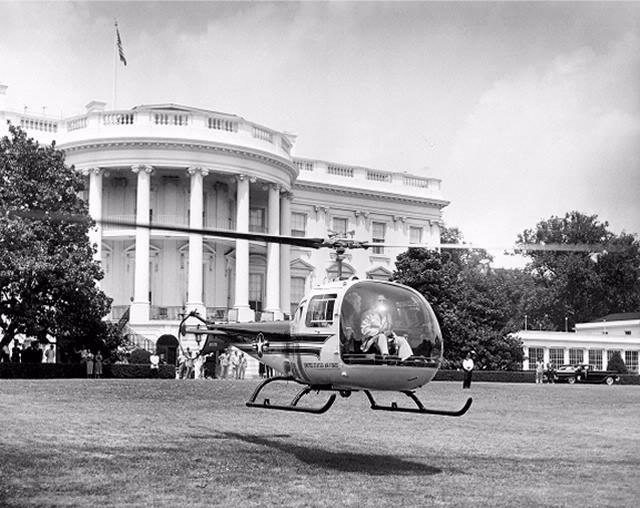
[96,218,326,249]
[362,242,618,253]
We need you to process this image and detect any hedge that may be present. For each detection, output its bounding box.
[434,369,640,384]
[0,363,175,379]
[1,363,638,384]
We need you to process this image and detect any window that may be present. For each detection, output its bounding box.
[305,294,337,327]
[290,276,306,316]
[549,348,564,367]
[248,274,263,312]
[569,348,584,365]
[291,213,307,238]
[332,217,348,236]
[371,222,386,254]
[528,347,543,370]
[588,349,603,370]
[249,208,265,233]
[409,226,422,245]
[625,351,638,373]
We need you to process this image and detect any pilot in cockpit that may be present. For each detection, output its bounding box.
[360,294,413,360]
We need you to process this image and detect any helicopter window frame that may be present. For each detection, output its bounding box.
[305,293,338,328]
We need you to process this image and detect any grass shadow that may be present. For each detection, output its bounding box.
[220,431,442,476]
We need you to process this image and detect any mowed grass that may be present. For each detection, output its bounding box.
[0,379,639,507]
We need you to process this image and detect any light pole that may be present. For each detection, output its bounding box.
[565,316,568,332]
[524,314,528,331]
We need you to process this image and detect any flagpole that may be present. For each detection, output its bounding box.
[113,20,118,109]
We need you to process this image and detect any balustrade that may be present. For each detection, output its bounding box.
[327,165,354,177]
[67,117,87,131]
[103,112,135,125]
[252,126,273,143]
[19,117,58,132]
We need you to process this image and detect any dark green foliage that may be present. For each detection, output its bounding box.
[0,362,175,379]
[0,125,112,353]
[129,348,151,364]
[519,212,640,330]
[607,351,628,373]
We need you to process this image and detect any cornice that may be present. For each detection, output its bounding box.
[59,137,297,180]
[292,181,450,209]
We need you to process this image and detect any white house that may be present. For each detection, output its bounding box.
[0,85,448,358]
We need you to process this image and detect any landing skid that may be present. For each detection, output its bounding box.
[246,376,337,414]
[246,377,472,417]
[364,390,473,417]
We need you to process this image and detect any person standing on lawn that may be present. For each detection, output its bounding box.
[462,351,475,389]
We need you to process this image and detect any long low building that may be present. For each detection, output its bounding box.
[0,85,448,362]
[516,313,640,374]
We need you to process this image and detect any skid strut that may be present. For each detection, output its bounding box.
[246,376,337,414]
[364,390,473,417]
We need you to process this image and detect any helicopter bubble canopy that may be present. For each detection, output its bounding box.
[339,280,443,367]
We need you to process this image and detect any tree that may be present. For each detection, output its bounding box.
[519,212,640,329]
[393,227,524,370]
[607,352,627,374]
[0,125,112,354]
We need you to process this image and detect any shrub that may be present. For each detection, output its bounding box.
[607,352,628,373]
[129,348,151,364]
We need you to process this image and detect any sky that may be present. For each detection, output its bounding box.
[1,1,639,266]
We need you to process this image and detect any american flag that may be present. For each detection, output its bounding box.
[115,22,127,66]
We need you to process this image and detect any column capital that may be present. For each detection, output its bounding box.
[81,167,105,177]
[393,215,407,223]
[280,190,294,201]
[355,211,369,219]
[236,174,247,182]
[187,166,210,177]
[131,164,154,175]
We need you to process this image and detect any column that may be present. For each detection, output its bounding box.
[234,175,254,322]
[214,182,227,308]
[522,346,529,371]
[86,168,104,263]
[279,192,292,318]
[130,164,153,323]
[186,166,208,317]
[264,184,282,320]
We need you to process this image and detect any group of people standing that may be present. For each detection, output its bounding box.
[80,349,103,378]
[0,342,56,364]
[176,348,248,380]
[535,359,555,384]
[217,349,248,379]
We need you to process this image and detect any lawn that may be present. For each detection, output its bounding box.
[0,379,639,507]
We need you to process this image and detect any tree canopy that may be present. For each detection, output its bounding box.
[519,211,640,330]
[0,125,112,351]
[392,213,639,370]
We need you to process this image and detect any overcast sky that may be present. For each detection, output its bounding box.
[1,1,638,265]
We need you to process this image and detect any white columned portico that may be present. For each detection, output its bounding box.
[186,166,208,317]
[264,184,282,320]
[279,191,291,317]
[130,164,153,323]
[234,175,254,322]
[86,167,104,263]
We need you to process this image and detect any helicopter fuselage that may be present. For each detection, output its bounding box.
[187,278,443,392]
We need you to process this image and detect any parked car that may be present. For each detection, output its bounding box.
[553,363,620,385]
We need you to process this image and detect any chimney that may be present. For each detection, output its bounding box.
[85,100,107,113]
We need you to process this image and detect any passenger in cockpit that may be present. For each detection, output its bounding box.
[360,294,413,360]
